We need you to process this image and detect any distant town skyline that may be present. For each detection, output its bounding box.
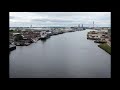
[10,12,111,27]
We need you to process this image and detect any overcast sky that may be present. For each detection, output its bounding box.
[9,12,111,27]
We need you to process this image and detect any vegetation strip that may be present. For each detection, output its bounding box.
[98,43,111,55]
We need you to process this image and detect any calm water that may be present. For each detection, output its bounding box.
[9,29,111,78]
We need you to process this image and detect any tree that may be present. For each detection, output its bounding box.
[9,30,14,32]
[14,34,23,42]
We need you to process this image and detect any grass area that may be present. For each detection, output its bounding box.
[98,43,111,55]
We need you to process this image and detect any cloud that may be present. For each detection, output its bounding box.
[31,18,74,23]
[9,12,111,27]
[10,16,15,19]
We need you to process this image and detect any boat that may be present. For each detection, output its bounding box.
[24,42,31,46]
[94,39,107,43]
[9,44,16,51]
[40,31,50,40]
[87,35,99,40]
[31,38,37,43]
[40,34,47,39]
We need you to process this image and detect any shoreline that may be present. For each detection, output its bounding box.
[98,43,111,55]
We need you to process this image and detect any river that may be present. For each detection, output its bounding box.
[9,29,111,78]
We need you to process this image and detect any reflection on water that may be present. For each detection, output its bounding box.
[9,29,111,78]
[41,39,47,44]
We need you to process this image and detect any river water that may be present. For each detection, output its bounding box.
[9,29,111,78]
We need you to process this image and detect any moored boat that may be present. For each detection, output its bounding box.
[40,31,50,40]
[9,44,16,51]
[94,39,107,43]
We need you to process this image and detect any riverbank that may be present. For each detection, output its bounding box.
[98,43,111,55]
[10,28,85,47]
[87,30,111,55]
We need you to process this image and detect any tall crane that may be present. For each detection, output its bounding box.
[93,21,94,29]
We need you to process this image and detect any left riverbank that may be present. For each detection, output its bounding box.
[9,27,86,47]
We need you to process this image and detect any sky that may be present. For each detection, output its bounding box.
[9,12,111,27]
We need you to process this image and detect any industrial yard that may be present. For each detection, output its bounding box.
[87,29,111,54]
[9,26,85,51]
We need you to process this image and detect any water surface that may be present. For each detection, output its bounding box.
[9,29,111,78]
